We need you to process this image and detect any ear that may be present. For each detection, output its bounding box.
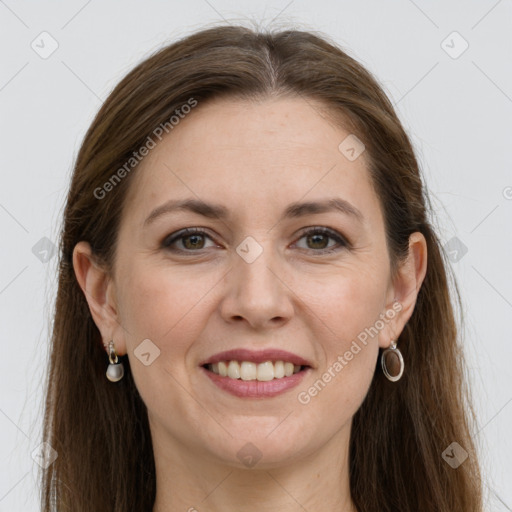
[379,231,428,349]
[72,241,126,356]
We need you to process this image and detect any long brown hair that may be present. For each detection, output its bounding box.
[40,24,483,511]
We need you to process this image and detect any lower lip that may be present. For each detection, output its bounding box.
[200,366,311,398]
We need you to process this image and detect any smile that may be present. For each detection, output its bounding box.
[201,362,311,398]
[204,360,306,381]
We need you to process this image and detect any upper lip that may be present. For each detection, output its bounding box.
[199,348,314,368]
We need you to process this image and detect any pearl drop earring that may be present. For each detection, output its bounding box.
[105,340,124,382]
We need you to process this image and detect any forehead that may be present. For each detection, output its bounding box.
[122,96,380,227]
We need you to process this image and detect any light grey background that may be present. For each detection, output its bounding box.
[1,1,511,510]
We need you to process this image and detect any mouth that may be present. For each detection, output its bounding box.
[198,348,313,398]
[198,347,314,382]
[200,362,311,398]
[201,360,310,381]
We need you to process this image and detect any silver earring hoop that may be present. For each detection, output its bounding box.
[106,340,124,382]
[381,340,404,382]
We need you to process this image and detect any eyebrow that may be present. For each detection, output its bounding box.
[143,197,364,227]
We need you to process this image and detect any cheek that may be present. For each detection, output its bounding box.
[294,261,388,345]
[117,260,217,345]
[292,264,385,400]
[115,262,215,409]
[294,319,379,440]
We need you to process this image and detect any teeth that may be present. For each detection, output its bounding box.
[227,361,240,379]
[206,360,304,381]
[218,361,228,377]
[274,360,285,378]
[256,361,274,381]
[240,362,257,380]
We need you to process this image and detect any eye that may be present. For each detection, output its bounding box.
[293,226,348,254]
[162,227,217,252]
[162,226,349,254]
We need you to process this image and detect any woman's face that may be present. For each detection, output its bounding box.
[105,96,407,468]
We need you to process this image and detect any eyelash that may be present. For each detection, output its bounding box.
[162,226,349,255]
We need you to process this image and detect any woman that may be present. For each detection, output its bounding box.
[40,24,483,511]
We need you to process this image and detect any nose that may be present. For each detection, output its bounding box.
[219,242,294,330]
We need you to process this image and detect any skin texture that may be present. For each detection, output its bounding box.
[73,96,427,512]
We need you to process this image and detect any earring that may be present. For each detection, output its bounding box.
[106,340,124,382]
[381,340,404,382]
